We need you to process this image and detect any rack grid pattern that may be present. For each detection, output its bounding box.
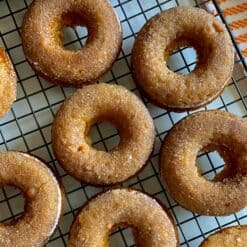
[0,0,247,246]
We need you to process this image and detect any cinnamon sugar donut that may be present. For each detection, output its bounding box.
[0,151,63,246]
[200,225,247,247]
[160,110,247,215]
[131,7,234,111]
[21,0,122,87]
[69,189,178,247]
[52,83,155,185]
[0,48,16,118]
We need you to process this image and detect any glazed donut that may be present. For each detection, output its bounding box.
[0,48,16,118]
[200,225,247,247]
[131,7,234,111]
[0,151,63,246]
[160,110,247,215]
[21,0,122,87]
[52,83,155,185]
[69,189,178,247]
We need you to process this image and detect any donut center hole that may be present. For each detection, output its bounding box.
[197,150,226,181]
[110,227,135,246]
[63,26,88,51]
[196,142,240,181]
[0,186,25,224]
[87,121,120,152]
[166,46,197,75]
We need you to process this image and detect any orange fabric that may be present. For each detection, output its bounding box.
[217,0,228,3]
[222,2,247,16]
[235,33,247,43]
[242,48,247,56]
[229,18,247,29]
[213,0,247,60]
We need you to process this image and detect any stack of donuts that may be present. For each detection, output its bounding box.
[0,0,246,246]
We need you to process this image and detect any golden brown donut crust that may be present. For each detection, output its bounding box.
[52,83,155,185]
[21,0,122,87]
[0,151,63,246]
[160,110,247,215]
[0,48,16,118]
[200,225,247,247]
[131,7,234,111]
[68,189,178,247]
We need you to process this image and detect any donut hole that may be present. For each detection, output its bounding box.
[86,121,120,152]
[0,185,25,223]
[61,12,89,51]
[196,145,238,181]
[165,35,213,75]
[167,46,197,75]
[197,150,225,181]
[109,226,134,246]
[63,26,88,51]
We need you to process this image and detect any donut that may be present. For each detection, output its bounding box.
[69,188,178,247]
[21,0,122,87]
[131,7,234,112]
[160,110,247,215]
[200,225,247,247]
[0,48,16,118]
[0,151,63,246]
[52,83,155,185]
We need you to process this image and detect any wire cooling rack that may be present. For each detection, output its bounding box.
[0,0,247,246]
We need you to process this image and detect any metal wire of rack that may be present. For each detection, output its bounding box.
[0,0,246,246]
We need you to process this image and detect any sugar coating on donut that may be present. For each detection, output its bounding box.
[200,226,247,247]
[0,48,16,118]
[52,83,155,185]
[132,7,234,111]
[0,151,63,246]
[160,110,247,215]
[21,0,122,87]
[69,189,178,247]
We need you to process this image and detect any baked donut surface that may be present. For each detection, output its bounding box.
[21,0,122,87]
[0,48,16,118]
[0,151,63,246]
[160,110,247,215]
[69,189,178,247]
[200,225,247,247]
[52,83,155,185]
[131,7,234,111]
